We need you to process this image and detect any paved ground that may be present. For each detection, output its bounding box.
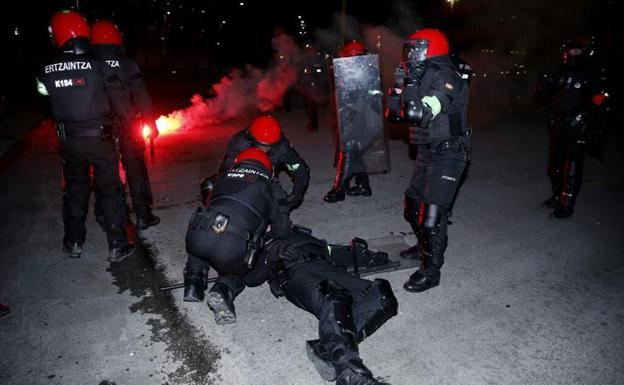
[1,103,623,385]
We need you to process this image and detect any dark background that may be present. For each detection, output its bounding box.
[0,0,621,122]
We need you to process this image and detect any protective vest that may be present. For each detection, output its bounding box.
[416,56,469,144]
[39,53,112,128]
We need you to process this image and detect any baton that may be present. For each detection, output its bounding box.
[159,276,219,292]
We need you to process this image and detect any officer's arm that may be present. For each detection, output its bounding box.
[36,78,49,96]
[280,140,310,206]
[218,131,246,173]
[405,69,461,126]
[126,61,154,118]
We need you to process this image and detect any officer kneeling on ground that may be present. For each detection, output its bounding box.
[244,226,398,385]
[184,148,290,324]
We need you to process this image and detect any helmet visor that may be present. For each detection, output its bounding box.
[401,39,428,73]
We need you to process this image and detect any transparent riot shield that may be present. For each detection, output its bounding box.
[331,54,389,174]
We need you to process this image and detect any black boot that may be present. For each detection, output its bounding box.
[207,283,236,325]
[404,204,446,293]
[137,212,160,230]
[347,173,372,197]
[183,266,209,302]
[108,243,136,264]
[542,166,561,209]
[336,366,391,385]
[63,240,83,258]
[324,187,347,203]
[403,269,441,293]
[401,196,425,260]
[550,159,582,220]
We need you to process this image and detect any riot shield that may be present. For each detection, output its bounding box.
[331,54,389,174]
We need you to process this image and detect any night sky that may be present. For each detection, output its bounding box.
[0,0,621,103]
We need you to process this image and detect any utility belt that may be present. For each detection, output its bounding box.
[55,121,117,143]
[423,128,471,154]
[188,207,264,269]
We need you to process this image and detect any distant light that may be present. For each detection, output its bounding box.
[221,20,226,24]
[166,11,171,15]
[297,15,302,19]
[216,42,221,46]
[201,10,206,14]
[14,27,20,36]
[161,36,165,40]
[239,2,244,5]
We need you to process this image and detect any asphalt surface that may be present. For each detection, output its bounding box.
[1,105,623,385]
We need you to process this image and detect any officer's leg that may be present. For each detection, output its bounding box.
[543,119,564,209]
[183,252,209,302]
[404,150,465,293]
[324,150,353,203]
[207,274,245,325]
[90,138,134,263]
[552,121,585,219]
[401,149,428,259]
[346,151,372,197]
[120,140,159,230]
[351,279,398,343]
[304,280,388,385]
[60,139,90,258]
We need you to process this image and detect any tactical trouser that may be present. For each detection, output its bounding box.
[333,149,369,191]
[60,136,128,249]
[547,115,585,212]
[120,136,154,219]
[405,139,468,276]
[281,260,398,350]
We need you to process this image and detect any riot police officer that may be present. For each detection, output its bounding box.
[538,37,609,219]
[297,45,328,132]
[36,10,134,262]
[218,114,309,211]
[386,28,470,292]
[324,41,376,203]
[90,20,160,230]
[244,226,397,385]
[184,148,291,324]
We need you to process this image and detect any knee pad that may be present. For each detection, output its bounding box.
[356,278,398,342]
[421,204,445,236]
[318,280,355,334]
[403,195,421,223]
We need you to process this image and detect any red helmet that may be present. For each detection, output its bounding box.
[339,41,366,57]
[234,148,273,174]
[91,20,123,45]
[49,10,90,48]
[408,28,449,58]
[249,115,281,146]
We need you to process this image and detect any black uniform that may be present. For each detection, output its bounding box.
[538,60,607,218]
[37,45,131,256]
[93,44,157,226]
[219,128,310,210]
[244,227,397,385]
[184,160,290,324]
[389,55,470,292]
[297,50,328,132]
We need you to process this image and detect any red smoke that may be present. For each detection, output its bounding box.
[154,32,303,133]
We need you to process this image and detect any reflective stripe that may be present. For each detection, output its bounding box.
[421,95,441,118]
[286,163,300,172]
[36,78,49,96]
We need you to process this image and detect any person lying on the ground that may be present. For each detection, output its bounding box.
[243,225,398,385]
[183,148,291,324]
